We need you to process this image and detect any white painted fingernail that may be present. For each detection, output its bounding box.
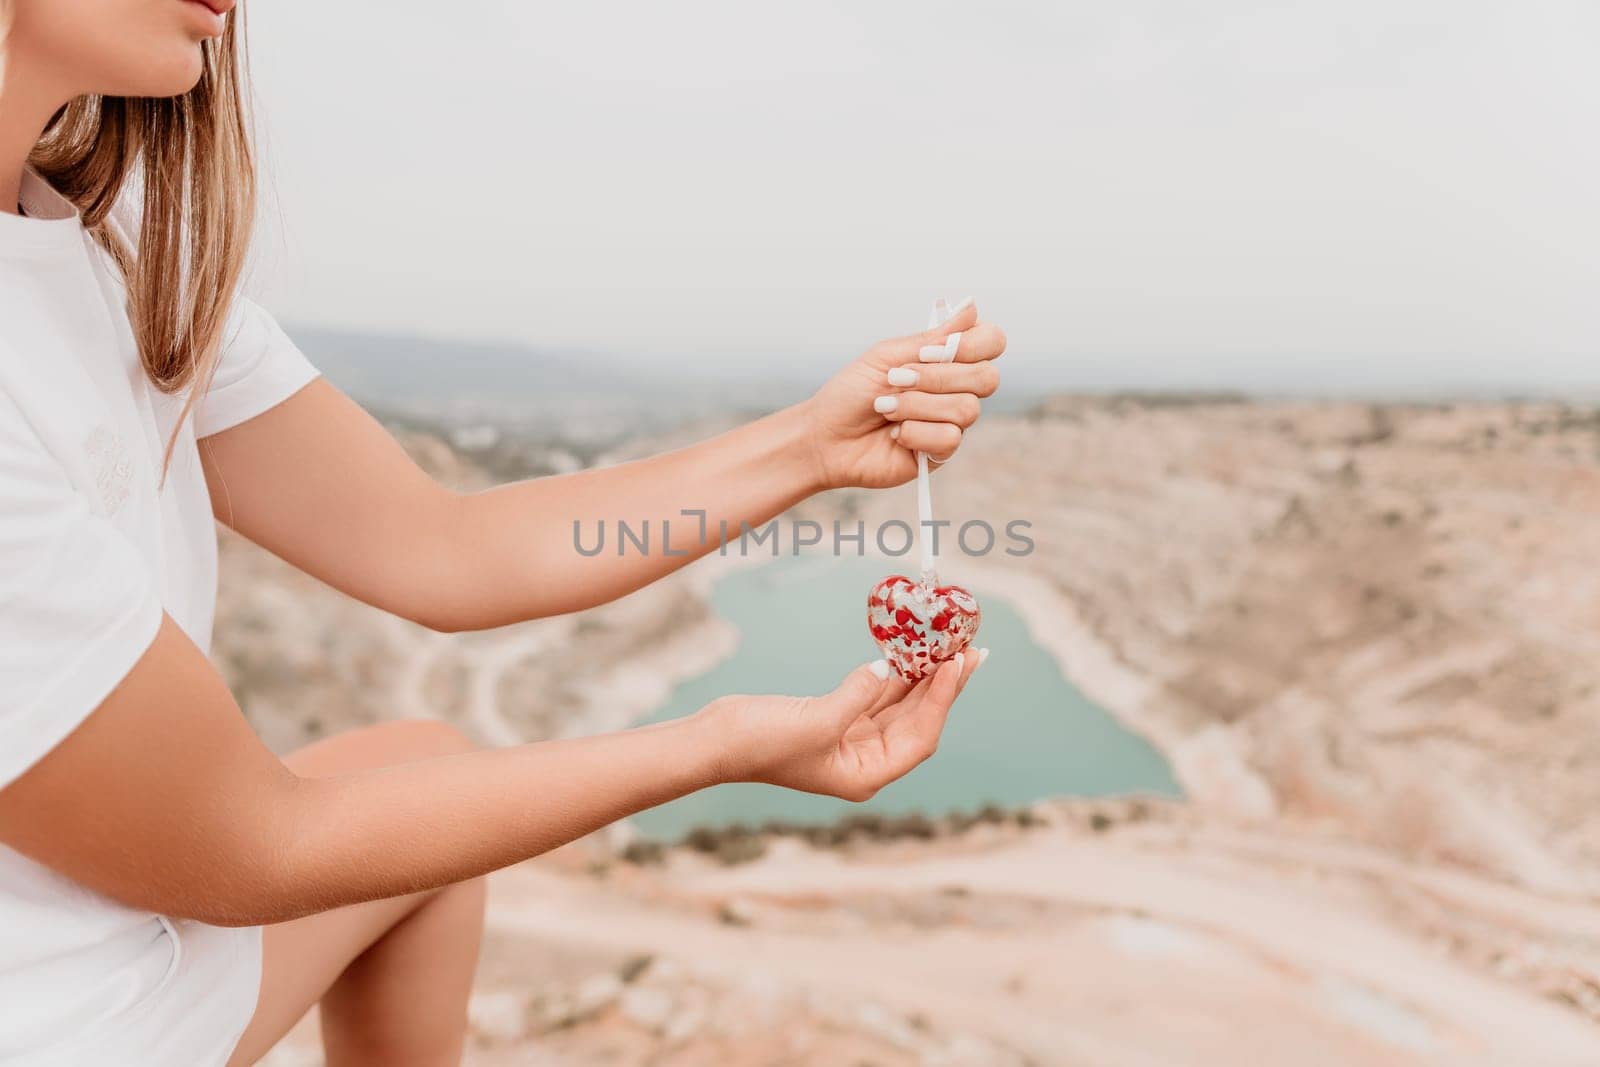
[889,425,901,440]
[977,647,990,666]
[873,395,899,414]
[919,343,955,364]
[886,366,918,387]
[952,652,965,673]
[867,659,891,679]
[942,296,974,323]
[943,331,962,359]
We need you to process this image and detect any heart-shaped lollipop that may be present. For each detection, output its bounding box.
[866,298,984,681]
[868,574,981,682]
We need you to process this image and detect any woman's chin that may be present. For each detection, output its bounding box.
[109,49,207,99]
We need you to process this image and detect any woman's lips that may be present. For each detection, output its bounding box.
[188,0,236,15]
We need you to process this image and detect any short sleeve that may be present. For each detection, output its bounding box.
[0,390,164,789]
[193,298,319,438]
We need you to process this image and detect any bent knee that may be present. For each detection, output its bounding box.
[378,718,478,760]
[286,718,478,777]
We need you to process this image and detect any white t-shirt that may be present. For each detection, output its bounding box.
[0,169,319,1064]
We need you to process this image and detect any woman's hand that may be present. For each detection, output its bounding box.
[801,300,1006,490]
[702,651,984,802]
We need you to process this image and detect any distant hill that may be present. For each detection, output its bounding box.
[285,326,815,442]
[284,325,1051,442]
[287,326,611,405]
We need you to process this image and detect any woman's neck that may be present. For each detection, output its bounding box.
[0,54,69,216]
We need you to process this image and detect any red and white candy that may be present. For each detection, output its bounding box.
[867,575,981,682]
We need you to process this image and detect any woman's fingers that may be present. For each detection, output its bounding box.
[873,390,981,429]
[890,420,961,460]
[875,314,1004,368]
[918,321,1007,365]
[864,665,917,718]
[876,646,983,731]
[881,649,985,769]
[821,660,896,730]
[875,350,996,465]
[866,311,1001,460]
[883,360,999,398]
[879,321,1005,365]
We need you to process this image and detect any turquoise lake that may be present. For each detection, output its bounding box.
[631,556,1181,840]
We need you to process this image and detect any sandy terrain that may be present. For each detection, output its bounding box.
[260,801,1600,1066]
[826,397,1600,893]
[225,398,1600,1064]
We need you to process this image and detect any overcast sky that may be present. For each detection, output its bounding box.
[246,1,1600,394]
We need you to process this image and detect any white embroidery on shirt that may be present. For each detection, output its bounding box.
[84,423,133,515]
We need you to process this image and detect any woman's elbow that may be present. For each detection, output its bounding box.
[130,862,300,928]
[397,600,486,634]
[150,789,314,926]
[395,592,547,634]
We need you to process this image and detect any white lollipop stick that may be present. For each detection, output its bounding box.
[915,299,948,585]
[916,451,935,582]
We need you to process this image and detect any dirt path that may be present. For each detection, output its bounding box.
[483,821,1600,1066]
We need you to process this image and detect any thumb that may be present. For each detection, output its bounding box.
[915,297,978,344]
[820,659,893,727]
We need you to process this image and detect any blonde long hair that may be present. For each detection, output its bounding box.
[29,14,255,474]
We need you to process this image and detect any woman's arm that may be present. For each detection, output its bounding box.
[199,304,1004,630]
[0,616,975,926]
[203,385,822,627]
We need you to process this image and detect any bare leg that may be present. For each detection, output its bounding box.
[228,720,488,1067]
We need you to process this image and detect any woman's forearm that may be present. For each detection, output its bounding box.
[0,615,961,932]
[438,403,824,627]
[200,382,826,633]
[262,713,724,924]
[0,615,748,929]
